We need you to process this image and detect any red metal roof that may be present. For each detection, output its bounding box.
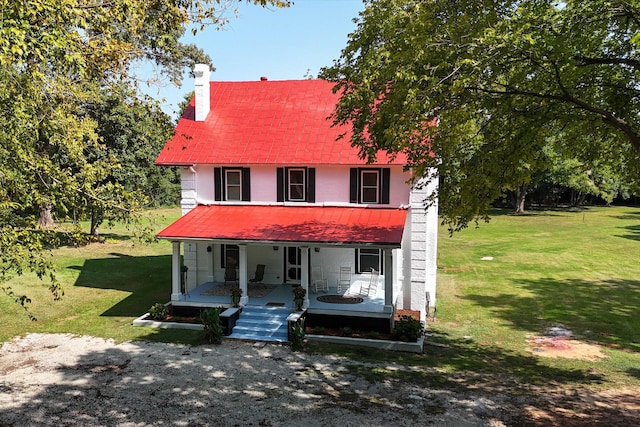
[155,79,406,166]
[157,205,407,247]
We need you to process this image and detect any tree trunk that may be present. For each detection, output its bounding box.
[90,209,100,241]
[514,185,527,213]
[38,203,55,228]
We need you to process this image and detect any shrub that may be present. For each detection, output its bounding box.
[201,308,224,344]
[149,303,169,321]
[392,315,424,342]
[311,326,326,334]
[290,322,305,352]
[339,326,353,337]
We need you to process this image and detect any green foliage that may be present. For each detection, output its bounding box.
[201,308,224,345]
[290,322,305,352]
[0,0,290,308]
[339,326,354,337]
[149,303,169,321]
[322,0,640,231]
[392,315,424,343]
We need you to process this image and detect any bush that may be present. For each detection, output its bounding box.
[339,326,353,337]
[290,322,305,352]
[149,303,169,320]
[392,315,424,342]
[201,308,224,345]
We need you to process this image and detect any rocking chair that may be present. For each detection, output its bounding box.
[249,264,266,283]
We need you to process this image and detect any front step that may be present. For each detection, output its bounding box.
[228,306,291,342]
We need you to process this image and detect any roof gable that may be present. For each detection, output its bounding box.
[155,79,405,166]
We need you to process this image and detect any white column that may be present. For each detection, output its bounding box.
[239,244,248,306]
[300,247,310,308]
[384,248,394,313]
[171,241,182,301]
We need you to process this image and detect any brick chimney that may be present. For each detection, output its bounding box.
[194,64,210,122]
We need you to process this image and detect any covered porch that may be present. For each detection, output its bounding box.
[157,204,408,319]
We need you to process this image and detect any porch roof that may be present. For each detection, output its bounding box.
[157,205,407,247]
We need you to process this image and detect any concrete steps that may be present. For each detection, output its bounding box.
[228,305,291,342]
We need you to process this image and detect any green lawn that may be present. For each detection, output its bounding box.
[2,205,639,389]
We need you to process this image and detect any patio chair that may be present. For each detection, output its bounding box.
[359,268,378,297]
[337,266,351,293]
[311,267,328,293]
[224,261,238,285]
[249,264,266,284]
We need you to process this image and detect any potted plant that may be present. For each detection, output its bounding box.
[292,286,306,311]
[230,286,242,307]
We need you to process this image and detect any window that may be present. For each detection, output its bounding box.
[350,168,390,204]
[225,169,241,201]
[288,168,306,201]
[361,170,379,203]
[277,167,315,202]
[214,168,251,201]
[221,244,239,268]
[356,248,383,274]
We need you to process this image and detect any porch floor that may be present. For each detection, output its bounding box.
[174,278,387,316]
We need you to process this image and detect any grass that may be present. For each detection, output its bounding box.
[2,205,640,390]
[309,206,640,390]
[0,208,201,345]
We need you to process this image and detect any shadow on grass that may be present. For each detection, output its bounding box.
[310,329,604,389]
[462,278,640,352]
[617,224,640,241]
[70,252,171,317]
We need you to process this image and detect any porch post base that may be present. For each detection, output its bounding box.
[171,293,184,301]
[383,304,394,313]
[240,296,249,306]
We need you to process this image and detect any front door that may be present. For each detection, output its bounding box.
[285,247,301,283]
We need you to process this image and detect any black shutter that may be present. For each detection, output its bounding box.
[242,168,251,201]
[220,245,225,268]
[354,249,360,274]
[214,167,222,201]
[349,168,359,203]
[307,168,315,203]
[380,168,390,204]
[276,168,284,202]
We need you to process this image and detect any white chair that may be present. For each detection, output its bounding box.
[311,267,328,293]
[360,268,378,297]
[337,266,351,293]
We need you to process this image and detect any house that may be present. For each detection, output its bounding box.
[154,64,438,339]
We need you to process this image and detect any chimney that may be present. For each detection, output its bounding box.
[194,64,210,121]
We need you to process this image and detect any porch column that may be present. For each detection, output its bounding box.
[171,241,182,301]
[239,244,248,306]
[384,248,394,313]
[300,246,310,308]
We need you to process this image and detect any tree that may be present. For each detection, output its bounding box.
[81,85,180,238]
[321,0,640,231]
[1,0,290,314]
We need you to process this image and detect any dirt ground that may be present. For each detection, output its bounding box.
[1,333,639,426]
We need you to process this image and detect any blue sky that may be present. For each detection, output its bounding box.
[145,0,364,117]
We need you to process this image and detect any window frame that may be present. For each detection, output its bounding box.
[287,168,306,201]
[360,169,380,204]
[356,248,383,274]
[224,169,242,201]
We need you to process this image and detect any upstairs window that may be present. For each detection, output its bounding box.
[360,170,379,203]
[225,169,242,201]
[214,168,251,201]
[287,168,306,201]
[277,167,315,203]
[350,168,390,204]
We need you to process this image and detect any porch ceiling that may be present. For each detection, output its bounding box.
[157,205,407,247]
